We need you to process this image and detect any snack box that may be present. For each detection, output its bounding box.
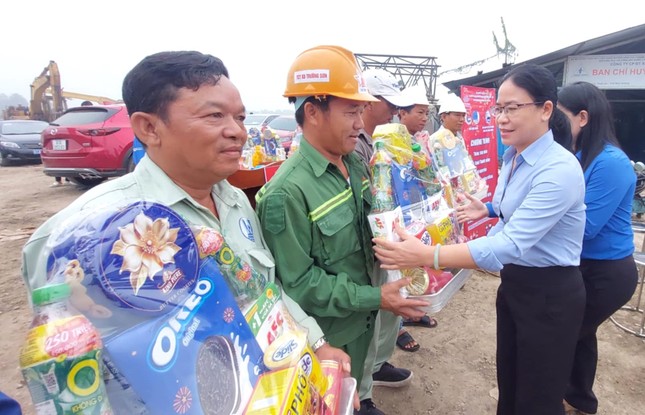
[408,268,473,315]
[104,257,267,415]
[320,361,343,414]
[243,366,331,415]
[318,360,357,415]
[244,282,300,352]
[262,332,327,398]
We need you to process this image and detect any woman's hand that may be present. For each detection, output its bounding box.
[455,192,489,223]
[373,223,432,270]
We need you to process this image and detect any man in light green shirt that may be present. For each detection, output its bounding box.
[21,50,350,368]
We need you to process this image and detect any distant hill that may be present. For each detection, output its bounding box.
[0,93,29,110]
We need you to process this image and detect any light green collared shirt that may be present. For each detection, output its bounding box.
[21,156,324,345]
[256,138,382,347]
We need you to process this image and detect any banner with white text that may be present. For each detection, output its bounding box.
[460,85,499,240]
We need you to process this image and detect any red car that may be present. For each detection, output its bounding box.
[265,115,298,151]
[41,104,134,187]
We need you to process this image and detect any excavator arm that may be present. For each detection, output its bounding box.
[29,61,65,122]
[29,61,58,121]
[29,61,119,121]
[60,91,118,105]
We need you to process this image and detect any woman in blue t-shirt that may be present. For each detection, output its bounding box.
[557,81,638,415]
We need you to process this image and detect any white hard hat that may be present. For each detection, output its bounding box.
[399,85,430,107]
[438,94,467,114]
[362,69,412,107]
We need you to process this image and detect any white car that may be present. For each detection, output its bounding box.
[244,113,280,134]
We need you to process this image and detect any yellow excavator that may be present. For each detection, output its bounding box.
[27,61,118,122]
[29,61,64,122]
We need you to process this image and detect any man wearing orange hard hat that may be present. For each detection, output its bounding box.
[256,45,428,415]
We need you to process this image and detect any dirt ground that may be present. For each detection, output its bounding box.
[1,163,644,415]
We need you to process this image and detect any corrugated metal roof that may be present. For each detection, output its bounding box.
[443,23,645,93]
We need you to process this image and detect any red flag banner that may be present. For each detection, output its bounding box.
[460,86,499,240]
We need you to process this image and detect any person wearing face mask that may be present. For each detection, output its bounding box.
[373,64,587,415]
[557,81,638,415]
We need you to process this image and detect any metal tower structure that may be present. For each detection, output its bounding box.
[355,54,440,103]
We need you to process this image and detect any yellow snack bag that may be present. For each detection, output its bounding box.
[263,331,327,396]
[244,366,330,415]
[427,215,454,246]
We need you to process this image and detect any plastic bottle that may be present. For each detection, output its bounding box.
[20,283,113,415]
[252,145,264,167]
[412,143,441,196]
[370,141,395,212]
[289,132,302,156]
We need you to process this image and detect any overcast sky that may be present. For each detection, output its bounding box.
[2,0,643,111]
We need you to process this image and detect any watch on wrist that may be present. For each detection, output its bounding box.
[312,336,328,352]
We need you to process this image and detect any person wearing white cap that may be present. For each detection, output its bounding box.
[398,84,431,135]
[437,93,467,138]
[355,69,416,412]
[355,69,411,165]
[395,84,443,341]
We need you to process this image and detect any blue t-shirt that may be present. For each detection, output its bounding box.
[0,391,22,415]
[579,144,635,259]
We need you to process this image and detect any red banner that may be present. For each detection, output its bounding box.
[460,85,499,240]
[263,163,281,182]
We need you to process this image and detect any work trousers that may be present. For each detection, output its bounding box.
[496,264,585,415]
[565,256,638,414]
[359,263,401,400]
[339,318,376,389]
[358,309,400,400]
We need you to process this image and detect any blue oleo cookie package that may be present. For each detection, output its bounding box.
[43,201,267,414]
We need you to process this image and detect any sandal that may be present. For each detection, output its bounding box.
[402,315,438,329]
[396,330,420,352]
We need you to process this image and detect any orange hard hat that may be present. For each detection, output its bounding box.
[284,45,379,103]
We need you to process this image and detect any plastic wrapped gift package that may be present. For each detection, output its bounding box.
[39,201,267,414]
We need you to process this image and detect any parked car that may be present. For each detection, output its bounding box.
[0,120,48,166]
[244,113,279,133]
[265,115,298,151]
[41,104,134,187]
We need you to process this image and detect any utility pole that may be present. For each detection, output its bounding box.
[439,16,517,77]
[493,17,517,67]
